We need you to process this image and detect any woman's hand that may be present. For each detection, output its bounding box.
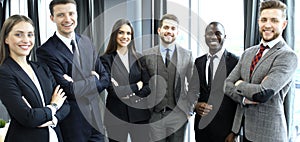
[137,81,143,90]
[50,85,67,110]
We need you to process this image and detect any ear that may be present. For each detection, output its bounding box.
[282,20,288,30]
[50,15,54,22]
[157,28,161,35]
[5,37,9,45]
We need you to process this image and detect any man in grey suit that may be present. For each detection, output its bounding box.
[143,14,193,142]
[224,0,298,142]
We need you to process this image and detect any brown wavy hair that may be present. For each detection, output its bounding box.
[0,15,34,65]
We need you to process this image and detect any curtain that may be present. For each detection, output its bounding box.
[243,0,260,49]
[244,0,295,141]
[153,0,166,46]
[0,0,8,29]
[75,0,104,54]
[281,0,295,141]
[0,0,3,29]
[27,0,40,61]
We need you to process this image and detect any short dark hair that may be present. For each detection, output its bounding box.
[206,21,225,33]
[259,0,287,19]
[159,14,179,28]
[49,0,77,16]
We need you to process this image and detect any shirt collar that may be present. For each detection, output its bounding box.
[260,36,283,49]
[56,31,76,47]
[207,47,225,60]
[160,44,176,53]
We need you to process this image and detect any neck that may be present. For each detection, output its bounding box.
[117,46,128,55]
[10,55,28,66]
[161,41,175,48]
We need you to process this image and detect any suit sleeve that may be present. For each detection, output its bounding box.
[224,54,245,105]
[94,54,110,93]
[187,62,200,105]
[37,47,75,100]
[42,64,70,122]
[235,50,298,103]
[0,69,53,128]
[134,56,151,98]
[100,54,150,98]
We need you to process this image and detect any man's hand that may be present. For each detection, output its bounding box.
[234,80,243,86]
[111,78,119,86]
[91,71,99,80]
[137,81,143,90]
[244,98,259,105]
[195,102,212,117]
[225,132,237,142]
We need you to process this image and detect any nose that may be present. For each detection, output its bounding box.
[64,14,72,21]
[21,35,30,43]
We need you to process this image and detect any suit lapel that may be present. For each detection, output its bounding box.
[30,63,51,104]
[201,54,210,88]
[53,34,74,63]
[111,52,129,80]
[174,45,182,88]
[6,58,43,106]
[250,41,283,78]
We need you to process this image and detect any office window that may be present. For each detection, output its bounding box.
[167,0,244,58]
[293,1,300,141]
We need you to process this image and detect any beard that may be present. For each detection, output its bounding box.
[260,30,280,42]
[160,36,175,44]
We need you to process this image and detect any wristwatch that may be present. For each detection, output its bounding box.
[50,103,59,111]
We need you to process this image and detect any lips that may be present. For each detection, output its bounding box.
[62,23,73,28]
[19,45,30,50]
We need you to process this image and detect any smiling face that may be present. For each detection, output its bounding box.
[157,19,178,45]
[5,21,35,59]
[116,24,132,49]
[258,8,287,42]
[50,3,77,38]
[205,23,226,55]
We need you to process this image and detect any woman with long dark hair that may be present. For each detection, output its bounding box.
[100,19,151,142]
[0,15,69,142]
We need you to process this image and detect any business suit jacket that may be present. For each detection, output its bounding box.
[143,45,193,114]
[190,50,238,141]
[100,50,151,125]
[224,40,298,142]
[0,57,70,142]
[37,33,110,140]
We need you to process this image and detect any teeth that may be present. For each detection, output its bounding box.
[20,46,29,50]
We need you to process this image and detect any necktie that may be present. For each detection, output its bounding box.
[208,55,216,88]
[70,40,81,66]
[165,49,170,67]
[250,44,268,77]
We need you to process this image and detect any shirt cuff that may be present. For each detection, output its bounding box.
[242,97,246,106]
[50,116,58,128]
[46,105,57,116]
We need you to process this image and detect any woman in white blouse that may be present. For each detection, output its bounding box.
[0,15,70,142]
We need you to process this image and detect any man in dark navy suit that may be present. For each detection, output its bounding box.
[37,0,109,141]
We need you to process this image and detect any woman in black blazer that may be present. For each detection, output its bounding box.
[0,15,70,142]
[100,19,151,142]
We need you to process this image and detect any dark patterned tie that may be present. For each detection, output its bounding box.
[208,55,216,88]
[165,49,170,67]
[70,40,81,66]
[250,44,268,77]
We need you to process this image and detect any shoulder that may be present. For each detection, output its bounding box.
[195,54,207,63]
[226,51,239,61]
[143,46,159,56]
[100,52,115,64]
[176,45,192,54]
